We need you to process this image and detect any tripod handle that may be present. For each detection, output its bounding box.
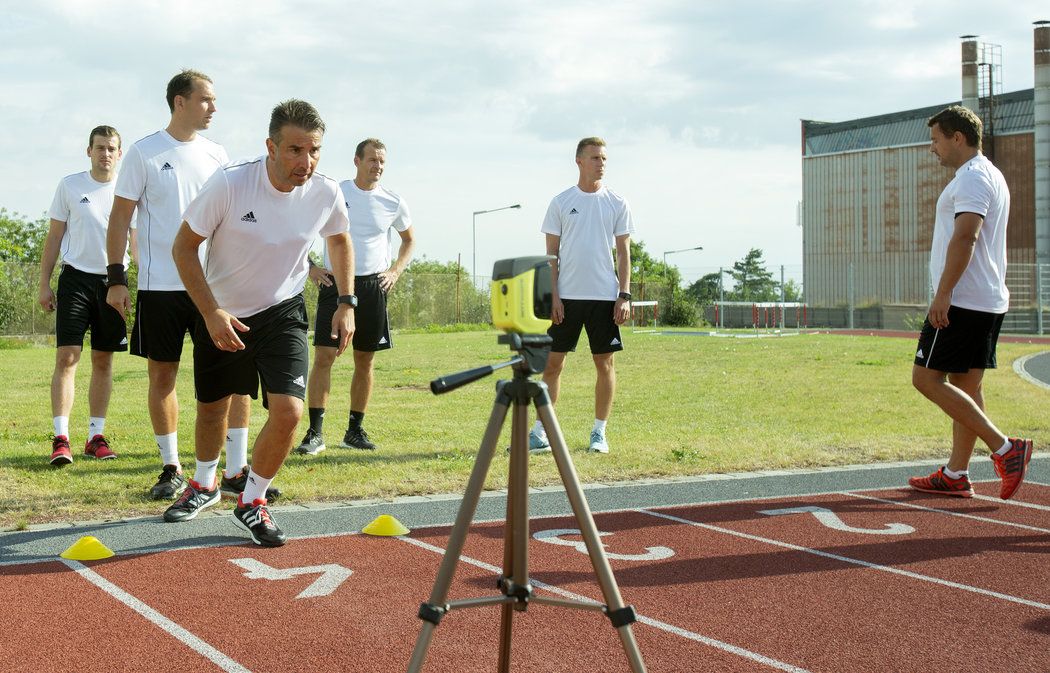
[430,357,523,395]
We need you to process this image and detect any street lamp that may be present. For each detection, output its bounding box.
[662,246,703,302]
[473,203,522,287]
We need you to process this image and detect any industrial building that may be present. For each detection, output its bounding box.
[800,21,1049,330]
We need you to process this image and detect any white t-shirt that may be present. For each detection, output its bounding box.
[322,181,412,275]
[48,171,132,273]
[184,158,350,318]
[930,154,1010,314]
[540,185,635,300]
[115,130,228,291]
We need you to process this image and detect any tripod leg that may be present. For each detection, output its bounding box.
[498,395,532,672]
[406,385,512,673]
[536,399,649,673]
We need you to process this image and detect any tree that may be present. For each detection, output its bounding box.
[0,209,48,264]
[782,279,803,302]
[726,248,778,301]
[685,272,722,306]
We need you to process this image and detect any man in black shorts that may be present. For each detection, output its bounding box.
[168,99,354,546]
[294,138,415,455]
[39,125,132,465]
[531,137,634,454]
[908,105,1033,500]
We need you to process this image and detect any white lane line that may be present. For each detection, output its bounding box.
[638,509,1050,612]
[843,492,1050,534]
[62,559,253,673]
[398,535,813,673]
[1013,352,1050,391]
[972,494,1050,512]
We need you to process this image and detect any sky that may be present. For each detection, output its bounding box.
[2,1,1046,284]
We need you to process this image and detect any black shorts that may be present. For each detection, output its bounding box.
[548,299,623,354]
[193,295,309,404]
[914,305,1005,373]
[55,266,128,351]
[313,273,392,352]
[130,290,200,362]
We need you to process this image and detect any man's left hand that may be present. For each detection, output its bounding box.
[331,304,355,356]
[378,268,400,292]
[613,297,630,326]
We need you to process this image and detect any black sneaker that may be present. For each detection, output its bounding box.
[163,478,220,522]
[293,428,326,456]
[233,497,287,547]
[219,467,281,502]
[339,425,377,450]
[150,465,187,500]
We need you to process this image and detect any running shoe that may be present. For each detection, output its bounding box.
[990,438,1034,500]
[907,466,974,498]
[293,428,326,456]
[339,425,377,450]
[50,435,73,466]
[150,465,187,500]
[219,466,281,502]
[588,430,610,454]
[163,478,219,522]
[233,496,287,547]
[528,428,551,454]
[84,434,116,460]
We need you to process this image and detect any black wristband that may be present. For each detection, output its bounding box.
[106,264,128,288]
[337,294,358,308]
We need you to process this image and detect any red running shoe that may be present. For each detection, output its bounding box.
[990,438,1033,500]
[84,434,116,460]
[908,466,974,498]
[49,435,73,466]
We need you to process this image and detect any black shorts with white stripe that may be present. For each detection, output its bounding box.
[313,273,392,352]
[913,305,1005,373]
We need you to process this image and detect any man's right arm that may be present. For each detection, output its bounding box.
[545,233,563,324]
[38,219,67,312]
[105,196,138,318]
[172,222,248,351]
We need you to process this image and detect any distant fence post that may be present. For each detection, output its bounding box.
[1039,264,1045,336]
[848,261,855,330]
[718,267,724,328]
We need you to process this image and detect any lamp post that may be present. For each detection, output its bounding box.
[662,246,703,303]
[473,203,521,287]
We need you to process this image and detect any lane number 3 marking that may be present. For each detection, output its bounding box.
[758,506,915,535]
[533,528,675,561]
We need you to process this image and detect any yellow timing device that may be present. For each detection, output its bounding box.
[490,256,554,334]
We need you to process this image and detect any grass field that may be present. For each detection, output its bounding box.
[2,329,1048,530]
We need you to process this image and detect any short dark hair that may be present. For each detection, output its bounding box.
[927,105,983,149]
[576,136,607,158]
[88,125,120,149]
[355,138,386,159]
[166,69,212,113]
[269,99,326,143]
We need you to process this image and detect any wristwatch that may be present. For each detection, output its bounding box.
[617,291,632,301]
[337,294,358,308]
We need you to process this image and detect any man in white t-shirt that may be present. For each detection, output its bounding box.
[168,99,354,546]
[531,137,634,455]
[104,69,253,502]
[294,138,416,456]
[39,125,135,466]
[908,105,1033,500]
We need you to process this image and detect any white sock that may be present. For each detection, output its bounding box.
[224,427,249,478]
[53,416,69,438]
[593,418,608,435]
[88,417,105,440]
[193,458,219,488]
[942,466,967,479]
[532,420,546,437]
[995,439,1012,455]
[156,432,179,467]
[241,469,273,505]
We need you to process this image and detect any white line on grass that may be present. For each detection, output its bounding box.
[638,509,1050,612]
[398,535,814,673]
[842,492,1050,534]
[62,559,253,673]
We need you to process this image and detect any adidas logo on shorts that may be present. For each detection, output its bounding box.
[610,337,621,346]
[378,336,388,345]
[240,211,257,223]
[292,375,306,388]
[161,162,174,171]
[916,348,924,359]
[120,337,128,346]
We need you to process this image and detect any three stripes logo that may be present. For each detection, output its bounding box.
[240,211,257,223]
[79,196,90,204]
[569,208,579,215]
[292,375,306,388]
[160,162,174,171]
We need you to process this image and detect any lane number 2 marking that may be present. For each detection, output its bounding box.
[533,528,675,561]
[758,506,915,535]
[229,558,353,599]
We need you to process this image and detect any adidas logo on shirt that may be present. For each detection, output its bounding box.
[610,337,621,346]
[240,211,257,223]
[569,208,579,215]
[79,196,90,204]
[161,162,174,171]
[292,375,306,388]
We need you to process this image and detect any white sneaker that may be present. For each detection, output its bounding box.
[588,430,609,454]
[528,428,551,453]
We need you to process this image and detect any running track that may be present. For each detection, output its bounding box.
[2,463,1048,673]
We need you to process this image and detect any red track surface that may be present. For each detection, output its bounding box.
[3,482,1049,672]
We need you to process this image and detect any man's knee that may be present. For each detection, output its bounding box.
[593,353,615,376]
[55,346,81,370]
[313,346,337,371]
[197,398,231,425]
[353,350,375,372]
[912,365,942,395]
[148,360,179,390]
[90,350,114,374]
[544,353,566,377]
[267,397,304,433]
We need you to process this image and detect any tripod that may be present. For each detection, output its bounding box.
[407,333,647,672]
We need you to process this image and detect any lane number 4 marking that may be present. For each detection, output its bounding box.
[533,528,675,561]
[229,558,353,599]
[758,505,915,535]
